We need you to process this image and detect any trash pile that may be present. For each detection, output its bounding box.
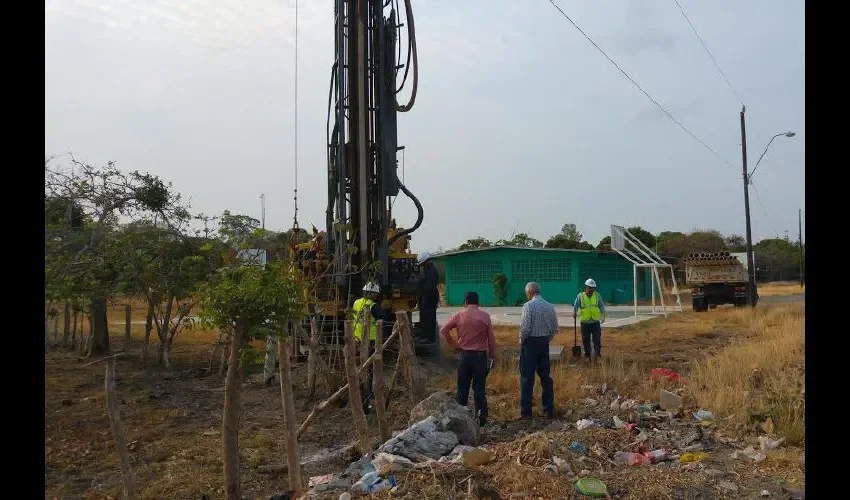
[303,383,797,499]
[303,391,494,499]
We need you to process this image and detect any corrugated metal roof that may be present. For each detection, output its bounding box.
[431,246,601,259]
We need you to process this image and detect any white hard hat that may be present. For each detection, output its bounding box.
[585,278,597,288]
[417,251,431,264]
[362,282,380,293]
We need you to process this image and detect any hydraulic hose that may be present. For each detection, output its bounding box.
[387,179,423,248]
[395,0,418,112]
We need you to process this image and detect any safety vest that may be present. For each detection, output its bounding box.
[352,297,377,341]
[579,292,602,323]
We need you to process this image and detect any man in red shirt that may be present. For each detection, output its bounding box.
[440,291,497,426]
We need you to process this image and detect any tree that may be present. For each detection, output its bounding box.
[218,210,260,248]
[625,226,657,250]
[724,234,746,252]
[198,261,305,499]
[545,234,595,250]
[117,222,224,366]
[458,237,493,250]
[492,273,507,306]
[754,238,800,282]
[560,223,582,242]
[656,231,685,254]
[495,233,544,248]
[45,158,189,356]
[596,236,611,250]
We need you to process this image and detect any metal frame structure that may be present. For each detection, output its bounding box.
[610,225,683,317]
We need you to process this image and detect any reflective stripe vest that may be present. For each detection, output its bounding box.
[579,292,602,323]
[353,297,377,341]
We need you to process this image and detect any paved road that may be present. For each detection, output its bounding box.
[112,294,802,328]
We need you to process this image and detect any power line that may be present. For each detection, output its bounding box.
[750,182,780,237]
[293,0,300,229]
[672,0,743,106]
[546,0,732,167]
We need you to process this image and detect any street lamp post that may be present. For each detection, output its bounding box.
[739,105,795,307]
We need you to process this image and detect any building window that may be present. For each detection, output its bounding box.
[449,261,502,284]
[579,263,632,282]
[512,259,572,282]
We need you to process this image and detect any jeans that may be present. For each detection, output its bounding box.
[580,322,602,358]
[520,336,554,417]
[457,350,489,420]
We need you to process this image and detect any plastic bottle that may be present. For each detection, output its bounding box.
[614,451,651,466]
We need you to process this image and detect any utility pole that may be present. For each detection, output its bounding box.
[740,106,757,306]
[798,208,804,288]
[260,193,266,239]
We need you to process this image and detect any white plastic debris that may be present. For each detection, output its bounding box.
[576,419,598,430]
[612,415,627,429]
[759,436,786,452]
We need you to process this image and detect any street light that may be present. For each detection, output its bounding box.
[739,106,795,307]
[749,131,796,181]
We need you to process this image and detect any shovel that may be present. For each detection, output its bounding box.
[572,316,582,358]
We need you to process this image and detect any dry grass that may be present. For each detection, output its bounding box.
[688,303,805,444]
[758,282,805,297]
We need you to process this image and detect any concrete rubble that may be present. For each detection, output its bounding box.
[304,391,485,498]
[407,390,480,445]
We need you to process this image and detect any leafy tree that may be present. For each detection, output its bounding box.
[724,234,746,252]
[458,237,493,250]
[560,223,582,242]
[625,226,657,250]
[596,236,611,250]
[545,234,595,250]
[496,233,544,248]
[198,261,305,499]
[754,238,801,282]
[116,222,224,366]
[492,273,507,306]
[45,157,189,356]
[218,210,261,248]
[657,231,685,254]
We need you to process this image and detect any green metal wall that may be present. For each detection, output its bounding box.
[440,248,650,306]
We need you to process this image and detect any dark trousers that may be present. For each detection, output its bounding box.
[520,336,554,417]
[457,350,488,419]
[580,321,602,358]
[418,299,438,343]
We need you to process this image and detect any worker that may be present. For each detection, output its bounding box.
[518,282,559,419]
[415,252,439,344]
[440,291,496,427]
[573,278,606,364]
[352,281,389,413]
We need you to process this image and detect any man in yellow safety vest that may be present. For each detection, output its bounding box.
[352,281,389,412]
[572,278,606,364]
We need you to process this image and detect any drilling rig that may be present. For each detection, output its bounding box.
[291,0,435,348]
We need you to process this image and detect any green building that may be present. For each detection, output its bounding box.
[434,247,651,307]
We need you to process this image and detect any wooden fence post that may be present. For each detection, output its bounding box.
[373,320,390,443]
[344,321,372,455]
[395,312,425,404]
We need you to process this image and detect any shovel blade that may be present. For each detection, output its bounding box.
[571,345,583,358]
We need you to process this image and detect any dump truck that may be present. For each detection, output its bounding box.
[683,252,757,311]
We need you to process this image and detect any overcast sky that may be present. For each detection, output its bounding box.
[45,0,805,253]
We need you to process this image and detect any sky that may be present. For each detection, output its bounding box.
[45,0,805,254]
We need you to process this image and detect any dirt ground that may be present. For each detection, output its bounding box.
[45,293,804,499]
